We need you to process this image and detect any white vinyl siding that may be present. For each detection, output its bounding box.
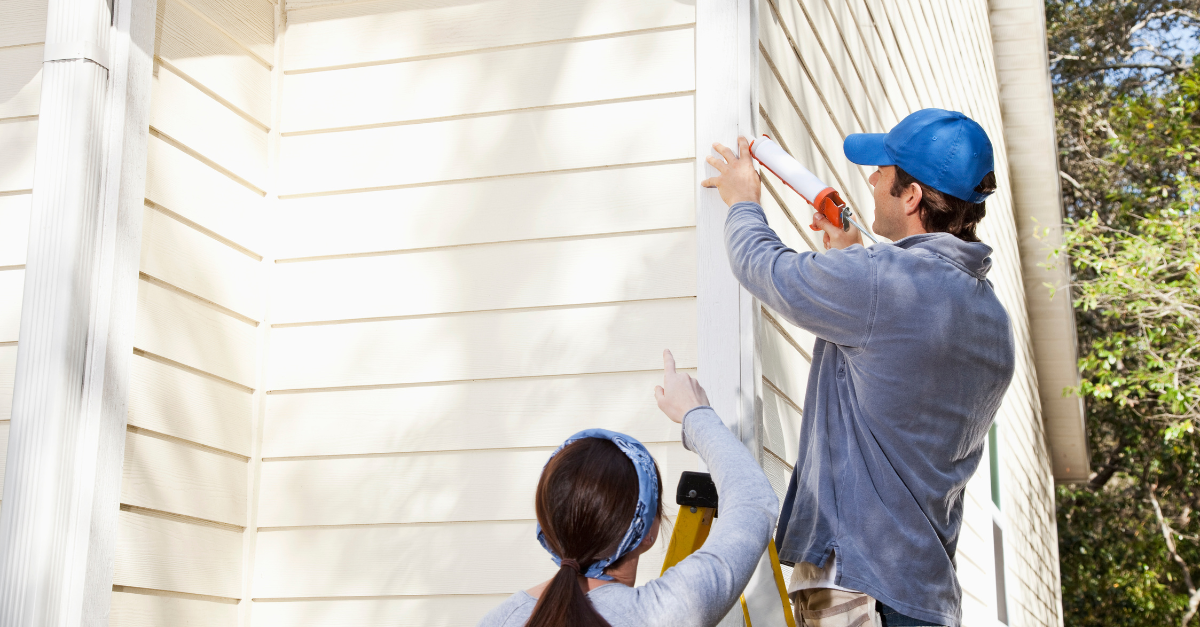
[251,0,701,624]
[109,0,274,623]
[0,0,48,513]
[754,1,1060,626]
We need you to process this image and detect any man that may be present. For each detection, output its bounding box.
[700,109,1016,627]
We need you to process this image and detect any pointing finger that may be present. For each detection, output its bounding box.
[663,349,677,375]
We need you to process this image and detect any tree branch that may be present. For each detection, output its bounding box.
[1150,484,1200,627]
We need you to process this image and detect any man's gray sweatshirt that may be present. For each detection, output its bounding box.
[725,201,1016,627]
[477,407,778,627]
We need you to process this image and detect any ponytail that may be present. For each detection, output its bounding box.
[526,559,609,627]
[526,437,664,627]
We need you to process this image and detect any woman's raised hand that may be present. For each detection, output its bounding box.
[654,349,710,424]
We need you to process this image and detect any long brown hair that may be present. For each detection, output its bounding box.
[527,438,664,627]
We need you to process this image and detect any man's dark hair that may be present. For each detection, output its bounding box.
[889,167,997,242]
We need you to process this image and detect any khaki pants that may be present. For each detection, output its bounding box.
[791,588,882,627]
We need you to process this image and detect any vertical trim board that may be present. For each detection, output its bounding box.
[283,0,696,71]
[0,345,15,421]
[271,162,695,261]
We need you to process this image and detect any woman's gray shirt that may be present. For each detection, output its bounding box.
[476,407,779,627]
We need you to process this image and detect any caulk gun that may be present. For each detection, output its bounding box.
[748,135,880,244]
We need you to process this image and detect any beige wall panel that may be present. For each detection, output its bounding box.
[283,0,695,71]
[761,0,863,138]
[0,44,42,119]
[111,590,238,627]
[182,0,274,63]
[253,445,693,598]
[0,118,38,192]
[268,298,696,391]
[263,371,683,458]
[258,441,685,528]
[264,371,683,458]
[134,279,258,387]
[251,595,509,627]
[156,0,272,125]
[272,162,695,260]
[281,28,694,133]
[122,430,248,526]
[763,307,816,361]
[0,269,24,342]
[145,136,264,253]
[279,95,694,196]
[149,63,268,189]
[757,46,874,225]
[0,345,14,421]
[830,0,904,123]
[114,510,243,598]
[876,0,945,108]
[0,420,8,490]
[800,0,887,131]
[140,206,262,319]
[0,1,47,47]
[853,0,923,112]
[0,194,31,266]
[762,382,803,467]
[760,314,812,411]
[273,230,696,324]
[128,354,252,456]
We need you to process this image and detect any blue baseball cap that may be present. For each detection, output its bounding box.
[843,108,995,203]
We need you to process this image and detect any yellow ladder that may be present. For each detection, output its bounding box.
[660,472,797,627]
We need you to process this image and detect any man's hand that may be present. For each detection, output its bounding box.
[812,211,864,250]
[700,137,761,207]
[654,349,710,424]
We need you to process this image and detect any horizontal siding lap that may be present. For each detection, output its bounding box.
[122,430,248,526]
[250,595,510,627]
[128,353,253,456]
[279,95,695,196]
[0,270,24,343]
[282,27,695,133]
[0,345,15,421]
[268,298,697,391]
[272,162,695,260]
[114,510,243,599]
[272,230,696,324]
[264,371,682,458]
[0,118,38,192]
[110,590,238,627]
[0,44,42,119]
[0,1,48,48]
[283,0,696,71]
[0,195,31,266]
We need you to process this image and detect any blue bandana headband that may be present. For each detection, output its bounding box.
[535,429,659,580]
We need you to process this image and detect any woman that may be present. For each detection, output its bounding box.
[478,350,778,627]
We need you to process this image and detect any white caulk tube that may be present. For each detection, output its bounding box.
[748,135,879,244]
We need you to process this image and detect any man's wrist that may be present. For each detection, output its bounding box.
[729,197,760,207]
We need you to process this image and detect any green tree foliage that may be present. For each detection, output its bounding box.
[1046,2,1200,625]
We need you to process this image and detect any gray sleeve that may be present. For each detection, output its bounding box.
[724,201,877,349]
[630,407,778,627]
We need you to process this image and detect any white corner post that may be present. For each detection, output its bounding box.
[0,0,156,623]
[696,0,761,458]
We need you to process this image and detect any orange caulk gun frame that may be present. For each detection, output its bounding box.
[747,135,879,244]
